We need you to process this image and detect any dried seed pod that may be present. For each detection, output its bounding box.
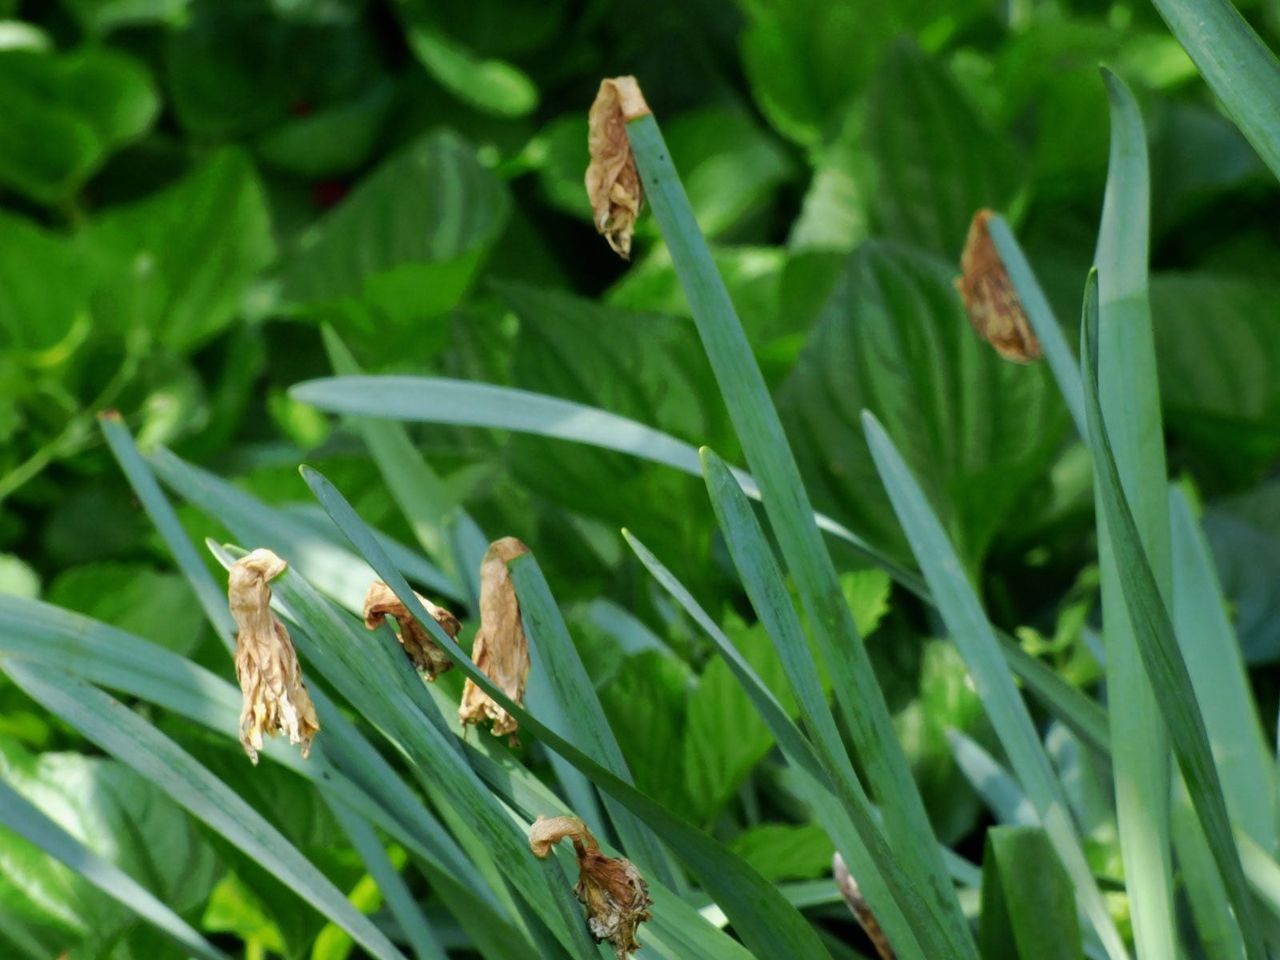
[228,549,320,763]
[529,815,652,959]
[955,209,1041,363]
[363,581,460,680]
[585,76,650,260]
[834,853,895,960]
[458,537,531,739]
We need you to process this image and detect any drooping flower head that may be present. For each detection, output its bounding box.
[363,580,460,679]
[228,548,319,763]
[530,815,652,959]
[458,537,531,739]
[586,76,650,260]
[955,209,1042,363]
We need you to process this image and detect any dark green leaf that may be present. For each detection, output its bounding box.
[980,827,1082,960]
[780,241,1064,569]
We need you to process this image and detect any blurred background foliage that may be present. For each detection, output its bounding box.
[0,0,1278,956]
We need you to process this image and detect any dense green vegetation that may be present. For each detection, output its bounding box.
[2,0,1280,958]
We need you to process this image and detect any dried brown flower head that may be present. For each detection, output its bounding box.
[363,581,460,680]
[529,815,652,959]
[585,76,650,260]
[833,853,895,960]
[228,549,320,764]
[458,537,531,739]
[955,209,1041,363]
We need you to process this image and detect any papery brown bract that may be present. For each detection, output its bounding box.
[586,76,650,260]
[228,549,319,763]
[955,209,1042,363]
[458,537,531,739]
[529,815,652,959]
[363,580,459,679]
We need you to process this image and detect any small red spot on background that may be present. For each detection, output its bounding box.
[312,180,349,210]
[289,99,314,117]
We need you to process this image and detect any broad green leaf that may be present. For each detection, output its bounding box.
[0,46,157,202]
[661,107,793,238]
[605,246,792,357]
[1148,0,1280,183]
[166,2,382,140]
[0,212,92,357]
[404,23,538,117]
[1151,273,1280,485]
[1202,481,1280,663]
[62,0,189,35]
[0,554,37,597]
[601,650,690,813]
[683,620,793,824]
[864,41,1021,256]
[861,411,1126,960]
[779,241,1064,569]
[0,777,225,960]
[0,665,407,960]
[255,80,395,178]
[980,827,1083,960]
[1093,71,1177,960]
[44,562,205,655]
[736,0,978,146]
[729,824,834,883]
[0,735,220,959]
[1082,270,1266,959]
[281,130,509,324]
[87,148,275,354]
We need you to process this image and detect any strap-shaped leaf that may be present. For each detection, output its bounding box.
[1081,270,1265,959]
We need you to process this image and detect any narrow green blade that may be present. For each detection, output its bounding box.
[96,418,532,958]
[699,448,966,960]
[301,464,836,960]
[1093,70,1177,960]
[1170,486,1275,849]
[985,217,1086,437]
[1081,270,1266,959]
[622,109,973,954]
[148,445,460,609]
[288,375,916,589]
[0,778,229,960]
[324,795,449,960]
[862,411,1126,960]
[0,663,407,960]
[1149,0,1280,182]
[509,553,678,887]
[321,326,485,601]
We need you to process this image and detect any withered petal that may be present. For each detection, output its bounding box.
[586,76,650,260]
[955,209,1042,363]
[459,537,531,739]
[529,815,652,959]
[363,580,459,680]
[228,549,320,764]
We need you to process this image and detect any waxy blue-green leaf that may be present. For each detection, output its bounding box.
[301,464,835,960]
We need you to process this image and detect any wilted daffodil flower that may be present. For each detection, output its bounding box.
[227,548,319,764]
[529,815,652,959]
[458,537,531,739]
[585,76,650,260]
[955,209,1042,364]
[362,580,460,680]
